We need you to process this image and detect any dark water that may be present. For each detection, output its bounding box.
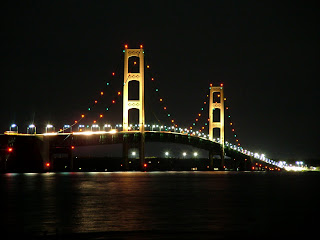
[1,171,319,239]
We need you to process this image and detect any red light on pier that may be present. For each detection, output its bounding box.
[7,147,13,152]
[71,146,75,150]
[112,72,115,76]
[46,163,50,167]
[144,163,147,167]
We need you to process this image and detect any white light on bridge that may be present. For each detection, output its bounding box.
[27,124,36,134]
[45,124,55,133]
[10,124,18,132]
[182,152,187,157]
[193,152,198,157]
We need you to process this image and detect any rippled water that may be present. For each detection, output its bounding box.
[1,171,319,239]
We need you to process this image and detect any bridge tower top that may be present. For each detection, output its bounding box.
[209,84,225,145]
[123,46,145,132]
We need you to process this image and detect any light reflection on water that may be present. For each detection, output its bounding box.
[1,171,319,237]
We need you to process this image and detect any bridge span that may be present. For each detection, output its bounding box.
[0,131,283,172]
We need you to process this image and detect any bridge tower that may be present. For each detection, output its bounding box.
[209,84,225,169]
[122,46,145,170]
[123,46,145,132]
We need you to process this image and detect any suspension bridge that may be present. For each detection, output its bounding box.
[0,45,285,172]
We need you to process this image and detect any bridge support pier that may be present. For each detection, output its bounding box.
[209,150,214,170]
[122,135,129,170]
[220,146,225,170]
[140,133,145,171]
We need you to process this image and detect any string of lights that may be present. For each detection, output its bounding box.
[188,89,210,132]
[144,55,179,130]
[57,49,126,132]
[224,102,243,148]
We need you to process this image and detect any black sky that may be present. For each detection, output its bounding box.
[1,1,319,160]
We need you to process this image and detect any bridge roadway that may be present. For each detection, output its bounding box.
[0,131,283,172]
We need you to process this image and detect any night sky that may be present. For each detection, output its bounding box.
[1,1,319,160]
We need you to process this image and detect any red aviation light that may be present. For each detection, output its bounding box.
[46,163,50,167]
[140,44,143,48]
[7,147,13,152]
[71,146,75,150]
[124,44,128,49]
[220,83,223,87]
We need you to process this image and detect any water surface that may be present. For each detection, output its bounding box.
[1,171,319,239]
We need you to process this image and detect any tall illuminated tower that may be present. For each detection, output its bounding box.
[123,46,145,132]
[209,84,225,168]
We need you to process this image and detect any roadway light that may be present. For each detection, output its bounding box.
[91,124,100,131]
[165,151,169,157]
[132,151,136,156]
[63,124,72,133]
[10,124,18,132]
[78,125,85,132]
[182,152,187,157]
[193,152,198,157]
[45,124,54,133]
[27,124,36,134]
[103,124,111,131]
